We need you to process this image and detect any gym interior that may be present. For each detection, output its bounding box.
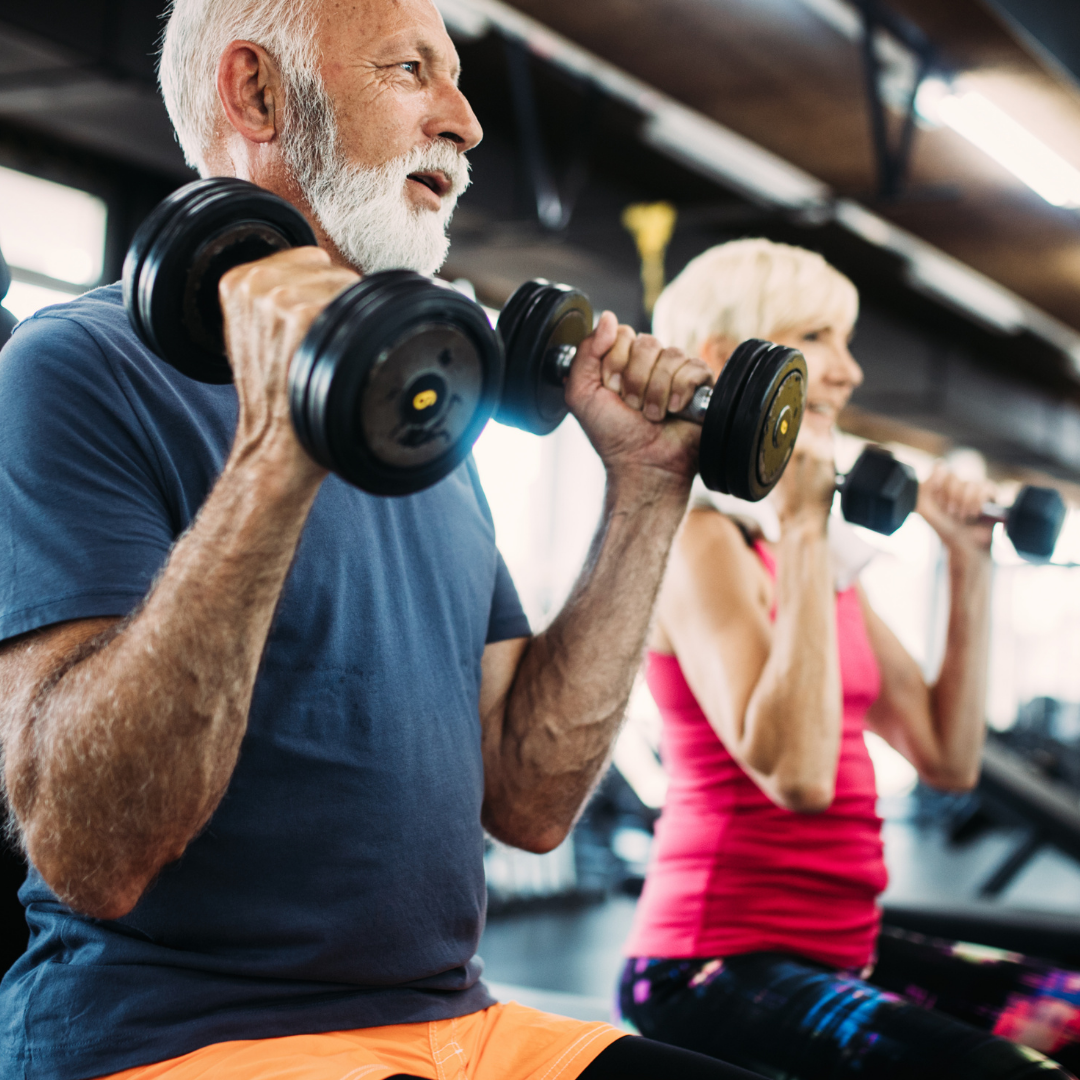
[4,0,1080,1065]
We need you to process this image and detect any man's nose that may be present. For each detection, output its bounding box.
[427,82,483,153]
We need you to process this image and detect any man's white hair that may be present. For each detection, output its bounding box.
[159,0,321,175]
[653,239,859,358]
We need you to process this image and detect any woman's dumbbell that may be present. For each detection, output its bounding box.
[839,447,1067,561]
[495,280,808,502]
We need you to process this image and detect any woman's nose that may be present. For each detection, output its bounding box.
[830,344,864,389]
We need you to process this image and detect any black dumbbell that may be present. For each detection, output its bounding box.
[840,447,1067,561]
[124,178,504,496]
[125,179,807,502]
[495,280,808,502]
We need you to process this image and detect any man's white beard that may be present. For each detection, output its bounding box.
[289,131,470,276]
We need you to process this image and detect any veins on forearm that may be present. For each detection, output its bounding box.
[5,465,320,916]
[494,483,686,841]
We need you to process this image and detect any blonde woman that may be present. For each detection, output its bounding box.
[617,240,1080,1078]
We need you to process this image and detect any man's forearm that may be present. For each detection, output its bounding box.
[929,549,992,785]
[484,470,688,851]
[7,453,321,918]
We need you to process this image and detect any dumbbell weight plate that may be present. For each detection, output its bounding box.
[123,178,316,384]
[290,271,504,496]
[699,340,807,501]
[495,280,806,501]
[496,280,593,436]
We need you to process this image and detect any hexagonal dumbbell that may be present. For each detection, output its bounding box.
[840,447,1067,561]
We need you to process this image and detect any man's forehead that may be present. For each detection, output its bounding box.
[320,0,461,73]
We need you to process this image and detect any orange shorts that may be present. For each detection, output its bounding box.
[103,1002,627,1080]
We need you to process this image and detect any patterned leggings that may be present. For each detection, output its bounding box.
[618,928,1080,1079]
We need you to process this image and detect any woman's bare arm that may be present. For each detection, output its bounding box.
[863,468,993,791]
[657,436,844,813]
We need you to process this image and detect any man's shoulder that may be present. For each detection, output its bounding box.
[1,284,177,409]
[10,282,130,357]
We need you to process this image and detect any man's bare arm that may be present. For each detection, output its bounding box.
[479,320,712,852]
[0,469,320,918]
[480,473,687,851]
[0,248,355,919]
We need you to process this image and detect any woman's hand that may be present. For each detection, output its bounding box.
[773,427,837,532]
[917,467,995,557]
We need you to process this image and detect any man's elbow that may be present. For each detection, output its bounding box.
[481,807,572,855]
[511,825,571,855]
[25,836,148,921]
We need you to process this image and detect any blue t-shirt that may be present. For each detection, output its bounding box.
[0,286,531,1080]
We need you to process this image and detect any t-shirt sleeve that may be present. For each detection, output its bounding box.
[487,550,530,644]
[462,454,530,644]
[0,314,176,642]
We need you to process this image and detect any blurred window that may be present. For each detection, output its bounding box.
[0,166,108,321]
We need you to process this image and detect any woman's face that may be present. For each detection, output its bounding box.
[771,319,863,440]
[701,316,863,442]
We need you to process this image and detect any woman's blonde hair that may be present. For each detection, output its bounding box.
[652,238,859,357]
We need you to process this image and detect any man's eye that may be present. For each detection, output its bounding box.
[400,61,420,75]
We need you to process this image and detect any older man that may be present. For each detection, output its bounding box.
[0,2,761,1079]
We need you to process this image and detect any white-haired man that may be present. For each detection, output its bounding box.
[0,1,765,1079]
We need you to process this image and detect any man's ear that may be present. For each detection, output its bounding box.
[699,334,737,375]
[217,40,281,146]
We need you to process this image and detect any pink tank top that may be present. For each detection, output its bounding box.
[624,540,887,970]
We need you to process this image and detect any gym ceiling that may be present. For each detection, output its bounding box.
[1,0,1079,482]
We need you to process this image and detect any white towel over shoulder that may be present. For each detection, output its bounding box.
[689,477,877,592]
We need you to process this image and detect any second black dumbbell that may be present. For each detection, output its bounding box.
[124,179,808,502]
[839,446,1067,561]
[495,281,808,502]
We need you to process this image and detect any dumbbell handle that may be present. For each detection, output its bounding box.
[836,473,1010,520]
[837,472,1025,525]
[980,502,1011,525]
[548,345,712,424]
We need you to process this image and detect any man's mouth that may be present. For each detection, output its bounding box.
[407,171,451,198]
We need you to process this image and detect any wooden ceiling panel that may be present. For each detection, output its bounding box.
[502,0,1080,331]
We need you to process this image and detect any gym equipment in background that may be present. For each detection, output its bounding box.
[124,179,807,501]
[839,447,1066,561]
[496,280,807,502]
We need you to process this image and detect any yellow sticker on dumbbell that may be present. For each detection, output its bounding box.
[780,419,789,436]
[413,389,438,412]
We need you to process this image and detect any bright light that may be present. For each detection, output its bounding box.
[917,79,1080,210]
[0,166,107,286]
[4,280,75,321]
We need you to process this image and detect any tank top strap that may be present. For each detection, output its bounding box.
[752,538,777,579]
